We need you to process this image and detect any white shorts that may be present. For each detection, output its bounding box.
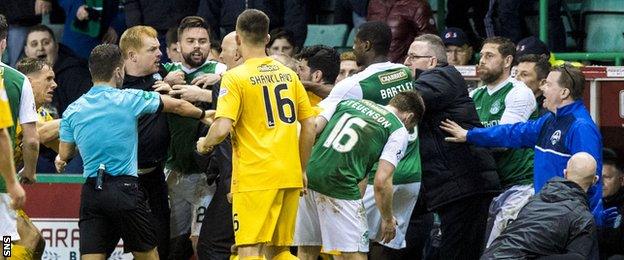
[0,194,20,241]
[167,170,217,237]
[363,182,420,249]
[485,184,534,247]
[294,190,369,253]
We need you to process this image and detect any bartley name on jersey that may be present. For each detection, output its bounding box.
[378,68,414,99]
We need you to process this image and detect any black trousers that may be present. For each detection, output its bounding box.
[435,194,493,260]
[138,167,171,259]
[196,175,234,260]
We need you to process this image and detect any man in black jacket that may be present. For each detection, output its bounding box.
[598,148,624,259]
[403,34,501,259]
[482,152,599,259]
[23,25,92,116]
[119,25,174,259]
[195,31,241,260]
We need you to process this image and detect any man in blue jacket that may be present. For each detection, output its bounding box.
[441,65,603,215]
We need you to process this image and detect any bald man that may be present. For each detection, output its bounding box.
[482,152,599,259]
[195,31,242,260]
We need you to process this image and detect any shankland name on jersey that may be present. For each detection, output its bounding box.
[249,73,293,85]
[342,99,393,128]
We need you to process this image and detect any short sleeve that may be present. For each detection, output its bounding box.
[317,77,363,108]
[379,127,409,167]
[294,79,316,121]
[215,62,228,75]
[123,89,162,117]
[215,72,241,123]
[18,79,38,124]
[500,83,537,124]
[59,117,75,143]
[318,99,340,122]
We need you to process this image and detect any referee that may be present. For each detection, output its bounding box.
[55,44,210,259]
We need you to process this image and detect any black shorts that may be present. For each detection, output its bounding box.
[79,175,158,255]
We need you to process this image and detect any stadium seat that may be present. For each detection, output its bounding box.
[304,24,349,47]
[345,27,357,47]
[582,0,624,52]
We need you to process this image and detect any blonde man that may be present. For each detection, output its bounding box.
[197,9,316,260]
[119,25,173,259]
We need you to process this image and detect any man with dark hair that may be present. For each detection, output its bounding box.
[516,54,551,116]
[367,0,437,63]
[23,24,92,116]
[473,36,537,246]
[267,28,297,57]
[313,21,424,259]
[335,51,359,83]
[442,65,603,220]
[55,44,211,260]
[165,27,182,63]
[196,9,316,260]
[598,148,624,258]
[294,45,339,105]
[161,16,227,258]
[403,33,501,259]
[296,92,423,260]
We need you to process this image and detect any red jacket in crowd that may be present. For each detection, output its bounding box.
[367,0,438,63]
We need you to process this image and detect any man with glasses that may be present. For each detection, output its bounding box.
[403,34,501,259]
[441,27,474,66]
[441,65,603,221]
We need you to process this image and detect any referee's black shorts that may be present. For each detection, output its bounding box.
[79,175,157,255]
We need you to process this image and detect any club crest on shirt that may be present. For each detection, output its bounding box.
[550,130,562,145]
[490,99,502,114]
[218,88,228,97]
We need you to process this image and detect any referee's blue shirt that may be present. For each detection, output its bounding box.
[59,84,162,178]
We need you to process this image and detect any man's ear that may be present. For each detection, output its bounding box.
[264,34,271,45]
[563,169,568,180]
[363,40,372,52]
[504,55,514,69]
[235,35,242,46]
[312,70,323,83]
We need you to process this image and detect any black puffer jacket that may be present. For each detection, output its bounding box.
[413,64,500,210]
[482,177,599,259]
[53,44,92,115]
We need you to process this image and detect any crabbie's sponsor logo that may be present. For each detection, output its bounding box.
[378,70,408,85]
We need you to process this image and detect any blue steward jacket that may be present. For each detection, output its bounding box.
[466,100,602,214]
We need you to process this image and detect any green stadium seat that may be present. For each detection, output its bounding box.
[584,14,624,52]
[582,0,624,12]
[582,0,624,52]
[345,27,357,47]
[304,24,349,47]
